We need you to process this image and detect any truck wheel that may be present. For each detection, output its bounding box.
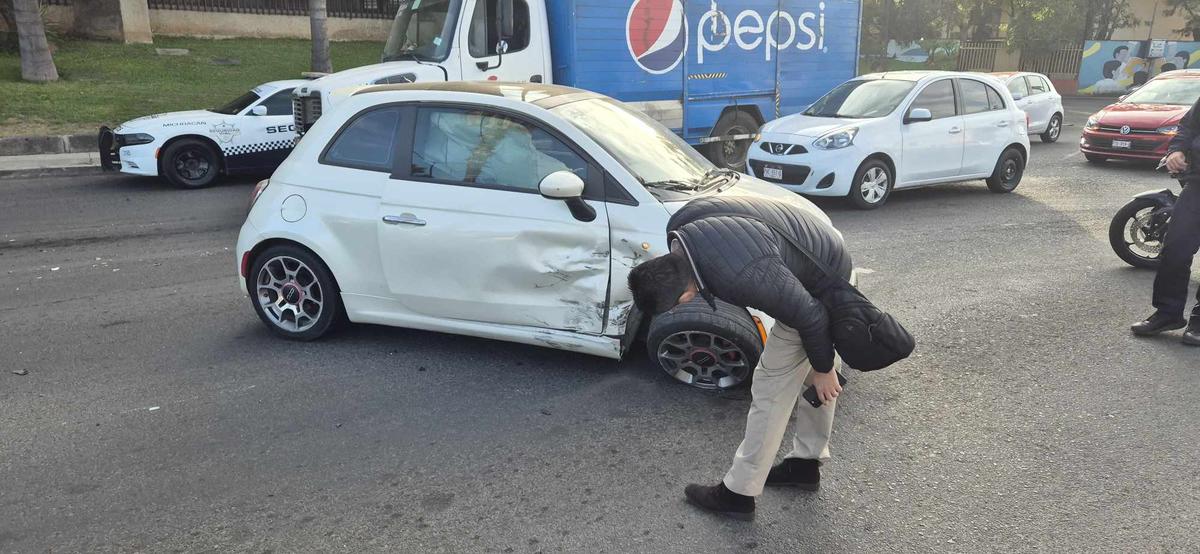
[162,138,221,189]
[706,110,759,171]
[646,298,763,390]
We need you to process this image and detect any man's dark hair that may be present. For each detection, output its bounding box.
[628,251,693,316]
[1103,59,1121,79]
[1114,45,1129,57]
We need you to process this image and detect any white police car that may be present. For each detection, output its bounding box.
[99,79,306,188]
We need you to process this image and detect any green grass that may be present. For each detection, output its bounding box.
[0,37,382,137]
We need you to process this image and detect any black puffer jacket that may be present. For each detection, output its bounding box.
[667,196,852,373]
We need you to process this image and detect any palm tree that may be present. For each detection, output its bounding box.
[309,0,331,73]
[12,0,59,82]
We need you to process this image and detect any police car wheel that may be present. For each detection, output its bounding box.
[162,138,221,189]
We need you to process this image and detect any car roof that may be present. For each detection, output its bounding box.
[1152,69,1200,80]
[351,81,595,108]
[255,79,309,95]
[856,70,961,82]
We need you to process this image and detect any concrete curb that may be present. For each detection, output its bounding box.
[0,165,106,180]
[0,133,98,157]
[0,152,104,180]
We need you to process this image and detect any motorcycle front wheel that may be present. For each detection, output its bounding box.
[1109,198,1168,269]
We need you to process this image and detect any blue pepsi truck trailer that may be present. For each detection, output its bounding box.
[293,0,862,168]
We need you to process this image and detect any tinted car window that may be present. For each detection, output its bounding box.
[910,80,957,119]
[412,107,585,192]
[986,85,1006,110]
[1026,76,1049,95]
[960,80,991,114]
[1007,76,1029,98]
[257,88,294,116]
[322,107,403,172]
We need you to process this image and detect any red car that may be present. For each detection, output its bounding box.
[1080,69,1200,163]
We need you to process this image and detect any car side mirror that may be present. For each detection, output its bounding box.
[906,108,933,123]
[250,105,268,116]
[499,0,515,40]
[539,170,595,222]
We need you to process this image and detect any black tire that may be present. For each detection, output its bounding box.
[1085,153,1107,164]
[986,147,1025,193]
[1108,198,1165,270]
[705,110,759,170]
[162,138,221,189]
[247,244,341,341]
[646,298,764,390]
[1040,113,1063,143]
[848,158,894,210]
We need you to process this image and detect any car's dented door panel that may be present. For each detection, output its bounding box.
[378,184,611,334]
[604,200,670,339]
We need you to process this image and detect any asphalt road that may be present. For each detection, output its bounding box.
[2,98,1197,553]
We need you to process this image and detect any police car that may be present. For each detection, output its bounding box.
[99,80,306,188]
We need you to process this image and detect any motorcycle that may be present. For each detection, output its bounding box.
[1108,157,1189,269]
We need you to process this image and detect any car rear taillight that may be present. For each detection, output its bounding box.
[248,179,270,212]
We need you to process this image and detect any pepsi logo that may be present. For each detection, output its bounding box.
[626,0,688,75]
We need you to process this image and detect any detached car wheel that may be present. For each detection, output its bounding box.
[646,299,764,390]
[248,245,341,341]
[162,138,221,189]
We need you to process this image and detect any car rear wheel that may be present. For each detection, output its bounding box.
[162,138,222,189]
[986,147,1024,193]
[848,158,893,210]
[1040,114,1062,143]
[248,244,341,341]
[646,299,764,390]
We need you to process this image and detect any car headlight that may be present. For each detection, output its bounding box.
[813,128,858,150]
[1085,117,1099,130]
[1158,125,1179,135]
[118,133,155,146]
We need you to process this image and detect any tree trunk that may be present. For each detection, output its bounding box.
[309,0,332,73]
[13,0,59,82]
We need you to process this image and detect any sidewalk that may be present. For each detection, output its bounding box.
[0,152,103,179]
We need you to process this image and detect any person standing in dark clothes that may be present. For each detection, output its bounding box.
[1131,97,1200,345]
[628,195,855,520]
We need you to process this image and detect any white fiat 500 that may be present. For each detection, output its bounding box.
[747,71,1031,209]
[100,79,306,188]
[989,71,1065,143]
[237,82,841,390]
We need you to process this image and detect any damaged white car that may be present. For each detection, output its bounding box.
[237,82,840,390]
[100,80,307,188]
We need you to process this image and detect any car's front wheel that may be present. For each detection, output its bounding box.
[1040,113,1062,143]
[848,158,893,210]
[248,244,341,341]
[646,299,764,390]
[162,138,222,189]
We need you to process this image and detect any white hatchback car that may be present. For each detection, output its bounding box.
[990,71,1065,143]
[236,82,842,390]
[747,71,1031,209]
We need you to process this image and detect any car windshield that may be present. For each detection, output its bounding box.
[382,0,462,63]
[803,79,916,118]
[210,91,259,115]
[1121,78,1200,105]
[551,98,724,199]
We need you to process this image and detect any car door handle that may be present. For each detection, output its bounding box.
[997,121,1009,127]
[948,127,962,134]
[382,214,426,226]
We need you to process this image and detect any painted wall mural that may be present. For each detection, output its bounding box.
[1078,40,1200,96]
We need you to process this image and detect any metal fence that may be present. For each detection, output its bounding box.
[42,0,72,6]
[957,40,1004,72]
[1020,43,1084,78]
[145,0,400,19]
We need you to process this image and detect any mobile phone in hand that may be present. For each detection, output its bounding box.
[802,371,848,408]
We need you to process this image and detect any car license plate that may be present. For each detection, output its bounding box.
[1112,139,1132,149]
[764,166,784,180]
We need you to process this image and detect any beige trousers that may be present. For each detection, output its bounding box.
[722,320,841,497]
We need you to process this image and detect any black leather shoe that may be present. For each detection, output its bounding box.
[1184,319,1200,346]
[684,482,754,521]
[1131,312,1187,336]
[766,458,821,490]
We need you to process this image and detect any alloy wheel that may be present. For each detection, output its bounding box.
[256,256,325,333]
[1124,207,1165,261]
[656,331,751,390]
[175,148,212,181]
[1048,117,1061,140]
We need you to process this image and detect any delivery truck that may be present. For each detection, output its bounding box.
[293,0,862,168]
